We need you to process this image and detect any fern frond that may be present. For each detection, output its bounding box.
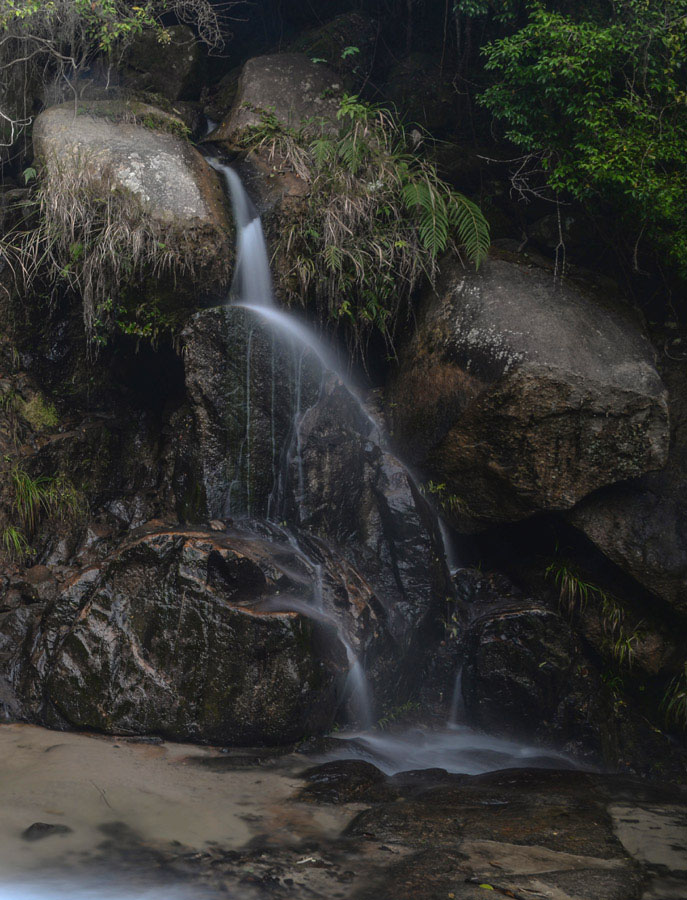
[449,192,491,268]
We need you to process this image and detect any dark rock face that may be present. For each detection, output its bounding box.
[5,526,392,744]
[345,769,685,900]
[122,25,201,101]
[181,306,449,647]
[455,578,685,777]
[461,600,609,749]
[389,254,669,528]
[569,354,687,615]
[212,53,343,144]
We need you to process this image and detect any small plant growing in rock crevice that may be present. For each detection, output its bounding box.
[0,461,85,562]
[662,662,687,733]
[545,559,644,670]
[239,95,490,354]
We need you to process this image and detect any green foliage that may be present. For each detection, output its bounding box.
[480,0,687,277]
[662,662,687,732]
[0,461,84,561]
[0,0,225,151]
[239,96,489,352]
[422,480,470,517]
[1,524,29,559]
[18,393,58,431]
[545,559,598,616]
[545,559,642,669]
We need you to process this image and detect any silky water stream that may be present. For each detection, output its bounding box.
[206,158,575,775]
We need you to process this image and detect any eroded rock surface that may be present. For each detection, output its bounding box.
[389,254,669,528]
[4,525,392,743]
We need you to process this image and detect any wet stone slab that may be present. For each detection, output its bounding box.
[1,725,686,900]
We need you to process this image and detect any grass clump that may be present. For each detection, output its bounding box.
[545,559,643,670]
[239,94,490,353]
[1,154,221,347]
[662,662,687,733]
[0,462,85,561]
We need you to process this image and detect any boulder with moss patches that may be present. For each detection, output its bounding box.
[389,254,669,529]
[212,53,343,145]
[32,100,231,285]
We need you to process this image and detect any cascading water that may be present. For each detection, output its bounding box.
[207,158,574,773]
[210,158,376,726]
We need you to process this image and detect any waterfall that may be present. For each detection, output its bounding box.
[207,159,274,307]
[210,157,375,727]
[209,159,467,736]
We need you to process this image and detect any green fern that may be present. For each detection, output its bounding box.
[448,191,491,268]
[239,95,490,353]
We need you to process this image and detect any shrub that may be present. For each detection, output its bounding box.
[239,95,490,353]
[480,0,687,279]
[0,0,231,151]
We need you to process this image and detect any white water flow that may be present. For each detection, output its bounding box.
[210,159,375,727]
[210,162,561,773]
[207,159,274,307]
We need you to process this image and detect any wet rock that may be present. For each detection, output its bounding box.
[461,600,608,746]
[389,254,669,529]
[122,25,202,101]
[212,53,343,144]
[300,760,391,804]
[347,769,672,900]
[7,526,391,744]
[181,306,449,653]
[458,593,686,776]
[22,822,72,841]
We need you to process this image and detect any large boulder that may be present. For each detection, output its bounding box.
[211,53,343,144]
[32,100,230,275]
[5,525,389,743]
[456,580,685,776]
[389,254,669,528]
[180,306,450,647]
[569,351,687,615]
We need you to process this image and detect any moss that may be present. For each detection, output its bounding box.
[19,393,58,431]
[75,99,190,139]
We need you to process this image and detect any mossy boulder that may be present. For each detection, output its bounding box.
[212,53,343,145]
[32,99,232,296]
[389,253,669,529]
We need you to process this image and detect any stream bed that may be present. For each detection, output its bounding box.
[2,723,687,900]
